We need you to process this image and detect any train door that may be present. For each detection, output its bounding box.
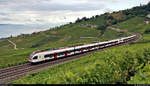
[65,51,68,56]
[99,46,102,49]
[88,47,90,51]
[104,44,106,47]
[81,48,84,53]
[54,53,57,59]
[39,55,44,61]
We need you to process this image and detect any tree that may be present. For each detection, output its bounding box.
[95,15,99,18]
[81,17,88,21]
[10,35,13,38]
[69,22,72,24]
[75,18,82,23]
[106,16,114,20]
[144,29,150,34]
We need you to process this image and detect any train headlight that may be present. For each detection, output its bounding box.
[28,57,32,61]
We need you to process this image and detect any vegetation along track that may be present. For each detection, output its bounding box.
[0,33,141,84]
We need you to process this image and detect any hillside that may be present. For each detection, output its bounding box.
[0,17,129,69]
[11,2,150,84]
[13,15,150,83]
[1,1,150,84]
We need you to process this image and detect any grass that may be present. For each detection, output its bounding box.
[113,16,150,34]
[124,34,150,84]
[127,62,150,84]
[113,16,150,84]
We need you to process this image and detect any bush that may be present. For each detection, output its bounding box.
[144,29,150,34]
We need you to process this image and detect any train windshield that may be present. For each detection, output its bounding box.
[33,56,38,59]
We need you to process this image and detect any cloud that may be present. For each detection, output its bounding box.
[0,10,104,24]
[0,0,105,11]
[0,0,149,12]
[84,0,149,3]
[0,0,106,24]
[0,0,149,25]
[0,0,50,4]
[0,0,150,38]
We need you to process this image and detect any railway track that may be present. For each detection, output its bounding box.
[0,34,141,84]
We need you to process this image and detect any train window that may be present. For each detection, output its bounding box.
[68,50,74,53]
[57,52,64,56]
[75,49,80,51]
[33,56,38,59]
[83,47,87,50]
[44,54,50,58]
[44,54,53,58]
[99,44,105,46]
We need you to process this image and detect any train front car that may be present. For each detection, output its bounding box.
[28,52,40,63]
[28,52,34,63]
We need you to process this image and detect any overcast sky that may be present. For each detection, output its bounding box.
[0,0,150,38]
[0,0,150,25]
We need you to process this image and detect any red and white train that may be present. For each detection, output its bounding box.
[28,35,137,63]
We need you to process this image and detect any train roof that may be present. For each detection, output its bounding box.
[31,47,75,56]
